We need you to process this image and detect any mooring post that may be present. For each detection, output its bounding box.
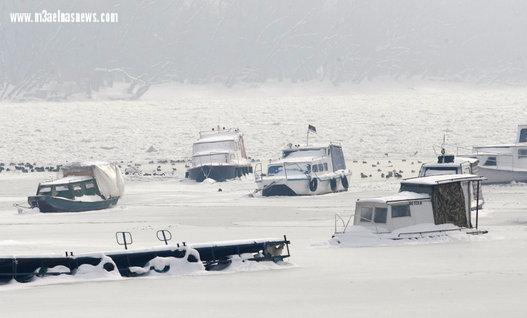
[475,180,480,229]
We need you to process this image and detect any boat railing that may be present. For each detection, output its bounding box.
[334,213,353,234]
[396,228,462,238]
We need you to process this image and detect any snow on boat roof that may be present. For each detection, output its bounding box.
[40,175,94,186]
[358,191,430,204]
[192,150,232,156]
[401,174,485,185]
[196,128,242,144]
[195,134,238,144]
[272,156,324,164]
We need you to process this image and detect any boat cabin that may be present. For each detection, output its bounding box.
[474,125,527,171]
[190,127,248,168]
[186,127,252,182]
[353,174,484,232]
[37,176,103,200]
[419,155,479,177]
[265,143,346,178]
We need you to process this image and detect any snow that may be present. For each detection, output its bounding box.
[358,191,430,204]
[40,176,93,186]
[0,85,527,317]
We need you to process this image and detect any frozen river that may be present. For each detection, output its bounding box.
[0,84,527,317]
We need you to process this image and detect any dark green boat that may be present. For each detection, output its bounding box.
[28,170,122,213]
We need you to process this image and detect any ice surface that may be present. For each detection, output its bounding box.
[0,86,526,317]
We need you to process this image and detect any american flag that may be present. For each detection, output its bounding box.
[308,124,317,133]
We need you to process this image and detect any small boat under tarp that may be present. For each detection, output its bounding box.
[0,236,291,284]
[27,162,124,213]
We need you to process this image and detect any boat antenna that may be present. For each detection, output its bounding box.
[439,132,447,163]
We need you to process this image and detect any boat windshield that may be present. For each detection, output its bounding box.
[193,141,235,153]
[421,167,458,176]
[268,163,311,176]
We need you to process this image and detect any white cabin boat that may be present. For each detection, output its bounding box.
[419,154,479,177]
[331,174,485,246]
[186,127,252,182]
[419,154,484,209]
[255,143,351,196]
[473,125,527,183]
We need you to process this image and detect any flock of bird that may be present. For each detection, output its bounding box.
[0,157,424,181]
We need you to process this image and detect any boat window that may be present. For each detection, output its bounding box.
[520,129,527,143]
[72,184,84,197]
[53,185,74,199]
[483,156,497,166]
[422,167,457,176]
[518,149,527,159]
[360,207,373,222]
[373,207,387,223]
[38,186,52,195]
[193,141,235,153]
[399,184,432,195]
[268,165,284,176]
[392,205,411,218]
[324,163,328,171]
[318,164,324,171]
[330,145,346,171]
[85,181,97,195]
[312,165,318,172]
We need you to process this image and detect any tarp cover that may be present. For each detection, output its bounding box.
[61,162,125,198]
[431,182,468,227]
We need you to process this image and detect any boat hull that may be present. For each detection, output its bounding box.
[258,174,350,196]
[477,166,527,184]
[28,195,119,213]
[186,165,252,182]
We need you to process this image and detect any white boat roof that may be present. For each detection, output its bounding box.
[401,174,485,185]
[422,156,478,167]
[474,144,517,150]
[271,156,324,164]
[40,175,94,186]
[192,150,232,156]
[358,191,430,204]
[281,142,339,151]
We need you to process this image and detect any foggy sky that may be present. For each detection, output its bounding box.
[2,0,527,90]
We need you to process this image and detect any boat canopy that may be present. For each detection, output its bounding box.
[60,162,125,198]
